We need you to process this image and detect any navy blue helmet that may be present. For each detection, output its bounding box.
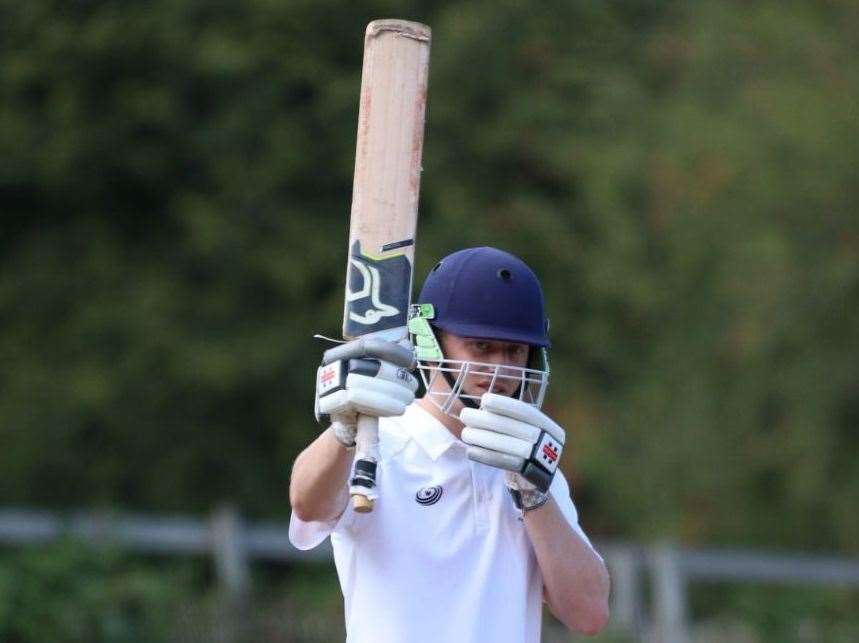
[417,247,550,347]
[409,247,551,414]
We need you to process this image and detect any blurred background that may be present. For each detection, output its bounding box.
[1,0,857,641]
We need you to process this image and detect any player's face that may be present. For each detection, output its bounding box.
[439,333,530,398]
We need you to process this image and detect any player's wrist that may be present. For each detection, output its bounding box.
[329,421,357,450]
[507,482,550,513]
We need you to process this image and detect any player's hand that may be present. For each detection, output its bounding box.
[460,393,565,511]
[315,338,418,447]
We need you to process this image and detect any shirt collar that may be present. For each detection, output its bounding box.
[403,402,462,461]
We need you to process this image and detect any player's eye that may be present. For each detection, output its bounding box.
[471,341,491,353]
[507,344,528,358]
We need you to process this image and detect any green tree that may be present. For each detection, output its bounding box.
[0,540,189,642]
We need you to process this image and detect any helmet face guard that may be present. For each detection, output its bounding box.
[409,303,550,417]
[419,357,550,415]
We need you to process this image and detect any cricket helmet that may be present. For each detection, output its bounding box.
[417,246,550,347]
[408,247,551,415]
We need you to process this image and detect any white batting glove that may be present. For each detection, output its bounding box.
[461,393,565,511]
[315,338,418,448]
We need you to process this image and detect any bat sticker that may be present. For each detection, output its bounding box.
[381,238,415,252]
[345,240,411,335]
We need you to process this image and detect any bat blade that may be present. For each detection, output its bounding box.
[343,19,431,341]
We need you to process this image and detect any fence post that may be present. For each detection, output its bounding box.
[605,544,644,638]
[211,504,251,643]
[649,542,688,643]
[211,504,251,600]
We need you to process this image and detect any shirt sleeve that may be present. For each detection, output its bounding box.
[288,420,407,551]
[288,501,357,551]
[549,470,601,558]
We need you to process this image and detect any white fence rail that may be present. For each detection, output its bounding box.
[1,507,857,642]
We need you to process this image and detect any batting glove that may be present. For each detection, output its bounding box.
[461,393,565,511]
[315,338,418,448]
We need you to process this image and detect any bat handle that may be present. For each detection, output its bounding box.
[350,414,379,513]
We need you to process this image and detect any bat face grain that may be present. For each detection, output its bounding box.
[343,20,431,342]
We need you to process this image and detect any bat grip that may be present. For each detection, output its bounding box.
[350,414,379,513]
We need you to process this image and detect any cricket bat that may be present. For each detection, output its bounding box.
[343,20,431,512]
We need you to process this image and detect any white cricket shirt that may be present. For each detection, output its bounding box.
[289,403,597,643]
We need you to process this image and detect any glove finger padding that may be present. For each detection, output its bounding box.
[374,360,419,392]
[459,408,541,443]
[349,372,417,402]
[346,374,414,415]
[461,427,533,460]
[322,337,415,368]
[318,373,415,418]
[466,446,524,473]
[479,393,566,442]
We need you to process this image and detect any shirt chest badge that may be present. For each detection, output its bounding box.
[415,485,443,506]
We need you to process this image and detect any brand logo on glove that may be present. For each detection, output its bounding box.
[542,443,559,464]
[535,432,562,474]
[317,361,343,396]
[415,485,443,506]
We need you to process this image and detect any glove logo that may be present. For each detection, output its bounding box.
[317,361,343,395]
[542,443,559,464]
[535,432,562,474]
[415,485,443,506]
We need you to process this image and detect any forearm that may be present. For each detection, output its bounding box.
[289,427,353,522]
[524,498,610,636]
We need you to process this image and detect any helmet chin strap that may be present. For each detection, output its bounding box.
[441,369,480,409]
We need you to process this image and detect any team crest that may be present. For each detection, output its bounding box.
[415,485,443,506]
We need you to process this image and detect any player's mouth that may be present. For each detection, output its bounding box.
[473,380,513,396]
